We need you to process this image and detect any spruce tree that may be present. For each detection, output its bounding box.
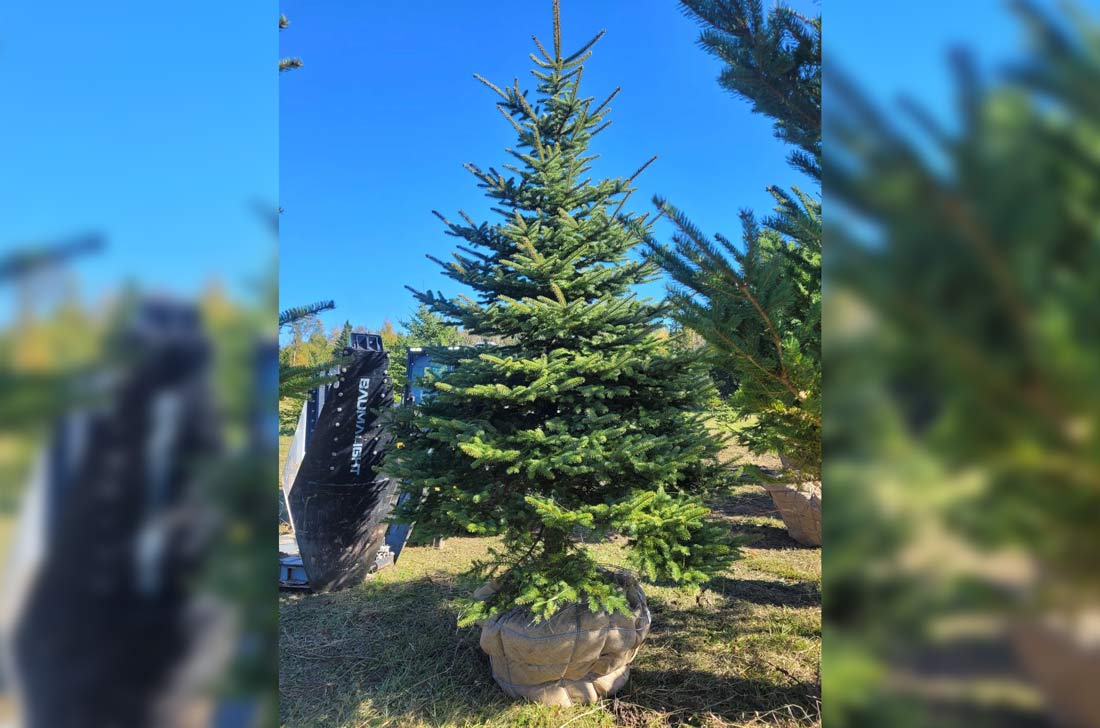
[648,0,821,479]
[330,319,353,359]
[402,303,460,347]
[388,0,736,624]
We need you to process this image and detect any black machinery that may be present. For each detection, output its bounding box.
[279,332,407,591]
[1,298,264,728]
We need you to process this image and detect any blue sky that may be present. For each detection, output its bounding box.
[825,0,1063,246]
[0,1,276,324]
[279,0,819,336]
[2,1,1056,333]
[828,0,1060,135]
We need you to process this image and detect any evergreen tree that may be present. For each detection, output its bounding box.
[278,299,337,400]
[823,4,1100,723]
[648,0,821,479]
[278,14,303,73]
[387,1,737,625]
[373,319,408,395]
[401,303,460,347]
[331,319,353,358]
[827,0,1100,608]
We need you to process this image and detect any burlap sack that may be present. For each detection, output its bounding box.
[1011,617,1100,728]
[763,482,821,546]
[478,572,651,706]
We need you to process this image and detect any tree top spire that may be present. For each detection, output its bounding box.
[553,0,562,60]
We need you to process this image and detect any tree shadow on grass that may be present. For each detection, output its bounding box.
[279,574,512,728]
[706,576,821,609]
[713,486,816,551]
[617,670,820,727]
[715,485,779,519]
[280,555,820,727]
[619,601,821,726]
[737,522,812,551]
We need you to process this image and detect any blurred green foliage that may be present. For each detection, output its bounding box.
[825,1,1100,724]
[649,0,821,480]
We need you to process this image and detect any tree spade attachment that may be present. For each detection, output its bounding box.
[281,333,404,592]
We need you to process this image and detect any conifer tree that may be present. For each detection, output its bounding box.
[278,299,337,400]
[387,1,736,624]
[331,319,353,359]
[402,303,460,347]
[823,4,1100,723]
[389,305,460,397]
[648,0,821,479]
[278,14,303,73]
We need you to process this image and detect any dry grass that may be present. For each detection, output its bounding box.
[280,420,819,727]
[280,487,819,726]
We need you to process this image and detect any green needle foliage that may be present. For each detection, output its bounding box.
[387,1,738,625]
[330,320,354,359]
[402,304,461,347]
[278,300,335,329]
[822,3,1100,725]
[278,299,340,401]
[648,0,821,480]
[827,0,1100,591]
[278,13,303,73]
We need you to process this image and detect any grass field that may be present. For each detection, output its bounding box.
[280,433,821,728]
[0,433,35,567]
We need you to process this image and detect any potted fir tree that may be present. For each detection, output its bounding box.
[386,1,736,706]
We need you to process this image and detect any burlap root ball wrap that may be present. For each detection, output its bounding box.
[763,481,821,546]
[478,572,651,706]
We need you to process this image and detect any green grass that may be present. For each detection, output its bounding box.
[0,433,35,563]
[280,434,293,479]
[279,482,820,727]
[0,513,12,566]
[280,421,820,727]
